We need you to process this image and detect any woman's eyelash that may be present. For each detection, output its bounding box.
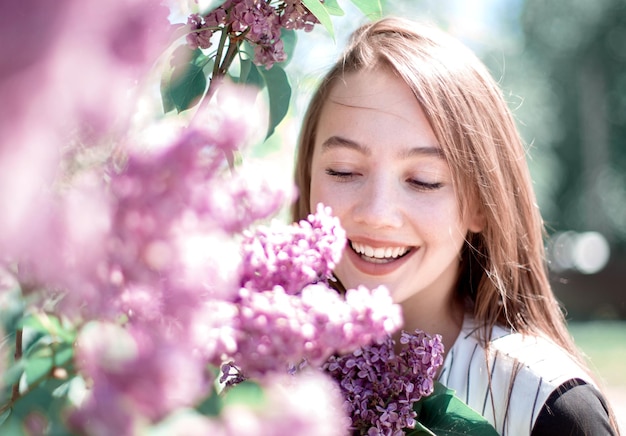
[408,179,442,190]
[325,169,354,178]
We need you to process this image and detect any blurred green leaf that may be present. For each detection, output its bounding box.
[196,389,222,417]
[258,65,291,139]
[349,0,383,19]
[3,359,25,388]
[20,313,76,344]
[323,0,345,16]
[0,286,25,333]
[161,46,210,113]
[222,381,265,409]
[0,409,11,427]
[0,409,25,436]
[2,376,77,435]
[302,0,335,39]
[24,343,73,386]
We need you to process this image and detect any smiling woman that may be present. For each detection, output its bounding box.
[308,67,483,353]
[292,17,620,435]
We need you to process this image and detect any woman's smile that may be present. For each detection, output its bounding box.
[345,238,416,276]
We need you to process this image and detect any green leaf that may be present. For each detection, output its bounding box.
[0,409,11,427]
[322,0,345,16]
[0,409,25,436]
[258,65,291,139]
[20,313,76,344]
[24,342,74,386]
[221,381,265,409]
[411,382,499,436]
[3,359,25,387]
[233,57,265,90]
[161,46,210,113]
[302,0,335,39]
[195,390,222,417]
[278,29,297,67]
[246,63,265,90]
[349,0,383,19]
[24,355,53,386]
[0,286,25,333]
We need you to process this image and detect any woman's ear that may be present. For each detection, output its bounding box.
[467,203,486,234]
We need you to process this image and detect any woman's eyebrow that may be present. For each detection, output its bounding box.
[320,135,371,156]
[400,146,444,159]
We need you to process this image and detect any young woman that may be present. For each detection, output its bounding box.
[291,17,619,435]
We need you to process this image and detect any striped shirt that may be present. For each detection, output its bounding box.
[438,316,595,435]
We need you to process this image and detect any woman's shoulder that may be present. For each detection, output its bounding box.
[438,316,597,435]
[532,378,615,435]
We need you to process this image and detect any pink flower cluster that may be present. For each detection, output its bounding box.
[222,283,401,381]
[241,203,346,294]
[66,86,290,434]
[324,330,445,436]
[214,206,401,383]
[186,0,319,68]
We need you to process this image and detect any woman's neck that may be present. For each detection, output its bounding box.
[396,289,465,357]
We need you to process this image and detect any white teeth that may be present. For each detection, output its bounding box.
[351,242,409,259]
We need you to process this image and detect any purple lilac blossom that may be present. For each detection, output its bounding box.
[279,0,319,31]
[186,13,213,49]
[221,283,401,381]
[188,0,319,69]
[241,203,346,294]
[324,330,445,436]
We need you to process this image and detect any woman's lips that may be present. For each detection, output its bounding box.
[345,239,415,276]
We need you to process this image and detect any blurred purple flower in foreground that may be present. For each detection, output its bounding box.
[0,1,406,435]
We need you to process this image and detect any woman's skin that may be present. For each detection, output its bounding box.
[309,68,484,353]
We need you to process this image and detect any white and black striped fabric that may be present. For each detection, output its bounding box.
[438,316,595,435]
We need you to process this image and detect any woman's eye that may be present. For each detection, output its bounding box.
[325,168,355,179]
[408,179,442,191]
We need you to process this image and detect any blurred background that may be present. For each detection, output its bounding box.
[256,0,626,428]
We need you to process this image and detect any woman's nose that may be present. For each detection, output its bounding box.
[352,175,403,229]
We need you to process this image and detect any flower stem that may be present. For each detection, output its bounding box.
[11,329,23,402]
[207,23,232,101]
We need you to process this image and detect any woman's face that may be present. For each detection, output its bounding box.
[309,68,483,306]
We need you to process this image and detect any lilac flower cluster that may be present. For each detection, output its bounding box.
[221,283,401,381]
[241,203,345,294]
[186,0,319,68]
[324,330,445,436]
[214,205,401,382]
